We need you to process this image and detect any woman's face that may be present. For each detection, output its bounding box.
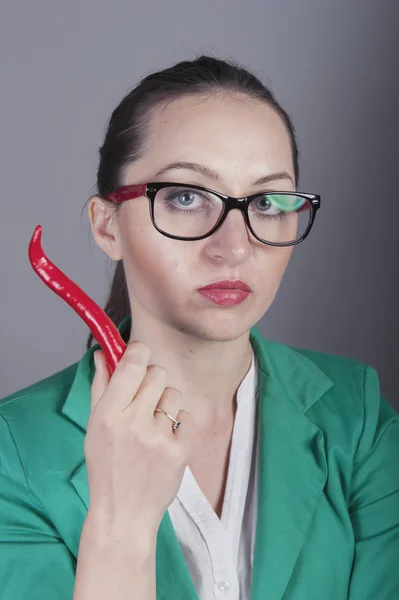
[91,92,296,342]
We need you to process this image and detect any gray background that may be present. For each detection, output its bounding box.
[1,0,398,410]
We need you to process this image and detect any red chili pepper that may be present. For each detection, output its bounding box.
[28,225,127,375]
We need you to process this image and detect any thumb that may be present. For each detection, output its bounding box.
[90,350,110,420]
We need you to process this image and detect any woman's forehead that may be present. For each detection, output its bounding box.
[125,94,295,186]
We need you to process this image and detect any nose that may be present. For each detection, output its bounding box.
[204,208,253,266]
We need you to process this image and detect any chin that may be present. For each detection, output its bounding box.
[175,312,256,343]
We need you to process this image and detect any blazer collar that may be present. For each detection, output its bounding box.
[63,317,333,600]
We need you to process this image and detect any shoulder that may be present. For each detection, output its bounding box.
[0,362,78,418]
[294,344,397,416]
[253,326,373,410]
[288,344,399,472]
[0,362,81,467]
[292,343,397,420]
[252,327,398,447]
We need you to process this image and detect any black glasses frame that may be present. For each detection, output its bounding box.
[108,182,321,246]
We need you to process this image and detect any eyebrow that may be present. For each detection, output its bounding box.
[154,161,295,187]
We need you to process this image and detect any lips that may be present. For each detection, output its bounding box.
[198,280,251,292]
[197,280,251,306]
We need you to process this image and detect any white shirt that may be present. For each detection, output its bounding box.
[168,349,260,600]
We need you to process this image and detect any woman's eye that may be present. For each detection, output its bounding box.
[253,196,280,214]
[164,189,205,207]
[175,191,198,206]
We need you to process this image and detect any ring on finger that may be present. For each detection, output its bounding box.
[154,408,181,430]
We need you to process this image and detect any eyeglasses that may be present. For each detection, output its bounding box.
[107,182,321,247]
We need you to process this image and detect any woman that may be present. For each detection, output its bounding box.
[0,56,398,600]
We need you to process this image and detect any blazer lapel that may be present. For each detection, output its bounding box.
[249,329,333,600]
[70,460,89,510]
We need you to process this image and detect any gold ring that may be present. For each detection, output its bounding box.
[154,408,181,430]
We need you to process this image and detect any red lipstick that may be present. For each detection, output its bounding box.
[198,280,251,306]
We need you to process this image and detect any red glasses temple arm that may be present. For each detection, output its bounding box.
[107,184,147,204]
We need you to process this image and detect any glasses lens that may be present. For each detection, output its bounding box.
[248,194,312,244]
[153,186,224,238]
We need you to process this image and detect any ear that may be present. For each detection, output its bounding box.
[88,195,123,261]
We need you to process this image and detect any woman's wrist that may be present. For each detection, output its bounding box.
[74,508,157,600]
[83,507,158,557]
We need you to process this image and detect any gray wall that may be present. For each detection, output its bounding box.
[1,0,398,410]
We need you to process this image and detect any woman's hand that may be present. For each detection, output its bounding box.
[84,341,193,535]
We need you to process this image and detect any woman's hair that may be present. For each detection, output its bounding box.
[86,55,300,349]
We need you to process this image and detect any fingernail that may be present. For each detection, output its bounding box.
[93,352,99,370]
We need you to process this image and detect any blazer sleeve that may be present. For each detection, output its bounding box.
[0,413,76,599]
[348,366,399,600]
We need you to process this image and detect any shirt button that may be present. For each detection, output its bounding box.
[218,580,231,593]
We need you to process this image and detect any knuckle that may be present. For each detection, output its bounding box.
[116,350,147,376]
[160,387,181,411]
[119,359,146,378]
[126,340,151,364]
[132,426,149,446]
[85,413,115,450]
[146,364,167,382]
[163,386,182,402]
[96,412,115,433]
[141,430,163,452]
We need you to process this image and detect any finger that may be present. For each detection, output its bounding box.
[125,364,168,416]
[90,350,110,418]
[153,386,182,432]
[97,340,151,413]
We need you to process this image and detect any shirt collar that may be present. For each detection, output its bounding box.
[236,347,258,407]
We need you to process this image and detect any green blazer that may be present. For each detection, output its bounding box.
[1,317,398,600]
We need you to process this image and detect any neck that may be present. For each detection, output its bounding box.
[128,317,253,431]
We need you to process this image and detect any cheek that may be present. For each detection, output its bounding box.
[121,223,191,296]
[258,245,292,276]
[260,248,292,308]
[254,247,293,303]
[275,250,293,284]
[277,247,293,273]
